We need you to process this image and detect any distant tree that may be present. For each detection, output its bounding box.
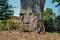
[55,15,60,29]
[43,8,55,20]
[0,0,14,20]
[52,0,60,15]
[52,0,60,7]
[43,8,56,32]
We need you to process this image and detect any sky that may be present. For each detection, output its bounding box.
[9,0,59,16]
[9,0,20,16]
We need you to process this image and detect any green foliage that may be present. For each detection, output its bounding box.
[6,19,20,30]
[0,0,14,20]
[43,8,55,20]
[0,18,20,31]
[0,20,7,31]
[52,0,60,7]
[56,15,60,28]
[43,8,56,32]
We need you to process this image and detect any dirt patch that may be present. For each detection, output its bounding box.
[0,31,60,40]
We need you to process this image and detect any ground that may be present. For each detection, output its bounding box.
[0,31,60,40]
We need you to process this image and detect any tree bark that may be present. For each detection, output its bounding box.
[20,0,46,33]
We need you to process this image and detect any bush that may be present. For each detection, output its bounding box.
[6,19,20,30]
[43,18,55,32]
[0,19,20,31]
[0,20,7,31]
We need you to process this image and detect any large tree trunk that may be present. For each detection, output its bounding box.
[20,0,45,33]
[40,0,45,20]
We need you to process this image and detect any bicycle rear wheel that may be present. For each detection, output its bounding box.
[37,21,45,34]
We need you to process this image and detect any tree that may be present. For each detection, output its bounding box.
[43,8,56,32]
[20,0,46,34]
[21,0,45,20]
[52,0,60,7]
[0,0,14,20]
[33,0,45,20]
[52,0,60,16]
[55,15,60,31]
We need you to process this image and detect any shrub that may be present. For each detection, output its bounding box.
[6,19,20,30]
[0,20,7,31]
[0,18,20,31]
